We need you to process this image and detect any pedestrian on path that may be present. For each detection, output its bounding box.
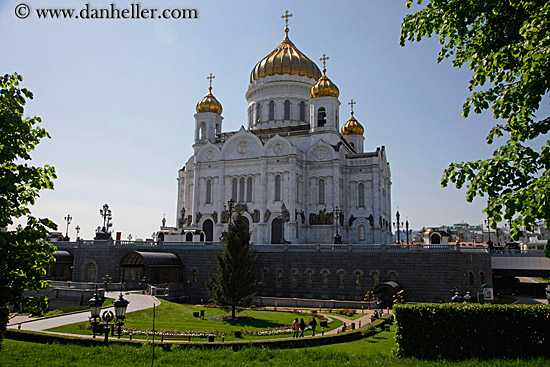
[292,318,299,338]
[310,316,317,336]
[299,318,306,337]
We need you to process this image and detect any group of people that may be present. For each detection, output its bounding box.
[292,316,317,337]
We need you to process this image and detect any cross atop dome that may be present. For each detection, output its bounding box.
[348,99,356,115]
[281,10,293,36]
[207,73,215,92]
[320,54,329,74]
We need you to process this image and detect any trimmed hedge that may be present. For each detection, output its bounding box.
[5,315,394,351]
[393,303,550,360]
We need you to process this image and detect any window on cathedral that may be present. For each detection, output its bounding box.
[468,271,474,286]
[256,102,262,122]
[355,271,362,285]
[306,270,313,284]
[186,232,193,242]
[322,270,328,284]
[200,122,206,139]
[277,270,283,284]
[299,101,305,121]
[262,269,268,284]
[275,175,282,201]
[269,100,275,120]
[239,177,245,202]
[216,123,220,134]
[318,179,325,205]
[389,271,396,281]
[192,269,197,283]
[291,269,298,284]
[372,272,378,287]
[232,178,238,201]
[206,179,212,204]
[296,178,300,203]
[317,107,326,127]
[84,262,96,282]
[358,225,365,241]
[358,183,365,207]
[284,100,290,120]
[246,177,253,202]
[338,271,345,285]
[480,271,485,284]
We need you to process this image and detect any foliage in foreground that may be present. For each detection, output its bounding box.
[207,213,257,318]
[401,0,550,241]
[394,303,550,360]
[1,337,549,367]
[0,73,57,350]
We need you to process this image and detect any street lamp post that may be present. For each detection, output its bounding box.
[332,206,342,244]
[75,225,80,240]
[393,211,401,244]
[405,219,410,245]
[64,214,72,240]
[88,286,129,344]
[100,204,112,233]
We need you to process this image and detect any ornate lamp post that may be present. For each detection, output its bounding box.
[393,210,402,244]
[64,214,72,240]
[88,287,129,344]
[75,225,81,240]
[332,206,342,244]
[405,219,410,245]
[100,204,112,233]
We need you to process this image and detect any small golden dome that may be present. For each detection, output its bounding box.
[250,32,321,83]
[341,112,364,135]
[310,70,339,98]
[196,87,223,115]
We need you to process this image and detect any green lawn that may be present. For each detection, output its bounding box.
[1,326,549,367]
[48,301,342,340]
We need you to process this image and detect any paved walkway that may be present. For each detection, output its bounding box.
[7,292,160,331]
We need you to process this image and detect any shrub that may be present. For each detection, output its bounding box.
[393,303,550,360]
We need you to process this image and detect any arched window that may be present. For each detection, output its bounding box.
[468,271,474,286]
[322,270,329,284]
[389,271,396,281]
[358,225,366,241]
[269,100,275,120]
[299,101,305,121]
[200,122,206,139]
[231,178,238,201]
[192,269,197,283]
[355,271,362,285]
[206,179,212,204]
[372,272,379,287]
[306,270,313,284]
[284,100,290,120]
[216,123,220,134]
[480,271,485,284]
[296,177,300,203]
[246,177,253,202]
[262,269,268,284]
[358,183,365,207]
[277,269,283,284]
[84,262,96,282]
[256,102,262,122]
[275,175,282,201]
[200,233,205,241]
[239,177,245,202]
[317,107,326,127]
[338,271,345,285]
[318,179,325,205]
[291,269,298,284]
[186,232,193,242]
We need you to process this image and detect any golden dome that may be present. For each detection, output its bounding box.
[310,70,339,98]
[196,86,223,115]
[250,32,321,83]
[341,112,364,135]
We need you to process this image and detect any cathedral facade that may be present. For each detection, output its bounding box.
[174,25,392,246]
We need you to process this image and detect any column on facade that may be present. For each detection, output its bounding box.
[217,161,225,232]
[372,168,381,243]
[288,159,297,240]
[192,165,200,225]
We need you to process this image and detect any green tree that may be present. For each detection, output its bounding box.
[206,213,257,319]
[0,73,57,349]
[401,0,550,242]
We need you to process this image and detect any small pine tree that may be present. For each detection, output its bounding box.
[206,212,257,318]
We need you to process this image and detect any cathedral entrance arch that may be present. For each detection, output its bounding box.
[373,281,402,308]
[203,219,214,242]
[430,233,441,244]
[271,218,283,244]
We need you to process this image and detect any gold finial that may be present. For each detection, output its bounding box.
[281,10,293,36]
[348,99,356,115]
[320,54,329,74]
[207,73,215,92]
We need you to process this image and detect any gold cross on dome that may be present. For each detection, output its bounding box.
[281,10,293,33]
[320,54,329,72]
[207,73,215,90]
[348,99,356,114]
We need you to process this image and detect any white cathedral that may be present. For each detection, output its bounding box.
[172,21,392,245]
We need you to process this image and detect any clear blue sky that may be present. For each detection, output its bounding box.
[2,0,546,239]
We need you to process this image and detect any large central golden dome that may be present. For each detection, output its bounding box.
[250,32,322,83]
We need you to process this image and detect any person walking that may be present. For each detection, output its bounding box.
[310,316,317,337]
[292,318,299,338]
[299,318,306,337]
